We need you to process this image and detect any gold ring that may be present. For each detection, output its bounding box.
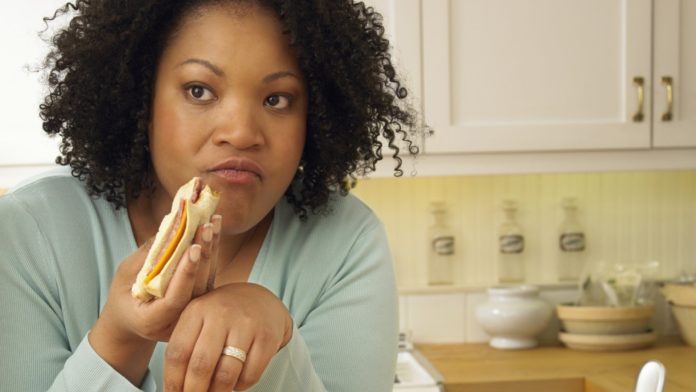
[221,345,247,363]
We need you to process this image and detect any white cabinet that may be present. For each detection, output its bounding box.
[653,0,696,147]
[423,0,653,153]
[370,0,696,160]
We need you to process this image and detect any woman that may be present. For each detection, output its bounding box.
[0,0,418,391]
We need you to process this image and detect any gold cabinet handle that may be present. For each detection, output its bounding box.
[661,76,673,121]
[633,77,644,122]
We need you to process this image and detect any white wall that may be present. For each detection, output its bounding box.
[0,1,68,188]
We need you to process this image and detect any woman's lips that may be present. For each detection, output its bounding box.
[211,168,260,185]
[208,158,264,186]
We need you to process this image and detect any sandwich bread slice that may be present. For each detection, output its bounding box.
[131,177,219,301]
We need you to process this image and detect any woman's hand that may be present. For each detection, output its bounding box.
[88,215,222,385]
[163,283,294,392]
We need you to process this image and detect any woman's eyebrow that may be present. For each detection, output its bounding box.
[176,58,225,77]
[262,71,301,83]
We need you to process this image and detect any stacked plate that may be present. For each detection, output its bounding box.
[556,304,656,351]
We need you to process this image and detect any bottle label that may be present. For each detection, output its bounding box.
[499,235,524,254]
[432,236,455,255]
[560,233,585,252]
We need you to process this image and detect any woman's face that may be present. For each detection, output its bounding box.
[149,3,307,233]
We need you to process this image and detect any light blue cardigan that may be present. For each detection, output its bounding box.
[0,169,398,391]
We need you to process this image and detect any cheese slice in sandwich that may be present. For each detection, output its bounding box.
[131,177,220,301]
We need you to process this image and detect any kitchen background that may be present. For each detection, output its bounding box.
[2,0,695,346]
[350,171,694,343]
[353,171,696,289]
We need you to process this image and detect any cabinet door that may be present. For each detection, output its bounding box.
[653,0,696,147]
[422,0,652,154]
[369,0,423,109]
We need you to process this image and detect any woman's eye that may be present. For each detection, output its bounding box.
[265,94,291,110]
[186,85,215,102]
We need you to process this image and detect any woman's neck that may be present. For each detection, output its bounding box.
[215,211,273,284]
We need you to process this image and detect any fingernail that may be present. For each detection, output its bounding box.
[203,223,213,242]
[212,215,222,235]
[190,244,201,263]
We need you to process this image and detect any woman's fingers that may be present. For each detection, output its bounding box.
[191,220,215,297]
[182,321,235,392]
[161,245,202,311]
[165,299,251,392]
[161,283,290,391]
[207,215,222,291]
[232,336,276,391]
[163,310,204,391]
[210,333,252,392]
[210,350,245,392]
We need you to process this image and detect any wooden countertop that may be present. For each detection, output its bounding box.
[416,338,695,392]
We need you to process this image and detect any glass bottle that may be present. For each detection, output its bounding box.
[427,201,455,285]
[558,197,586,281]
[498,200,525,283]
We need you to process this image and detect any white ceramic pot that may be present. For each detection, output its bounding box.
[475,285,552,349]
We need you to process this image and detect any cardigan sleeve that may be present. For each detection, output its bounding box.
[0,194,156,392]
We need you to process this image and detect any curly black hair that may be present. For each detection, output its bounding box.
[41,0,420,218]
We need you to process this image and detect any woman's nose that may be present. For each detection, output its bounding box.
[210,101,264,149]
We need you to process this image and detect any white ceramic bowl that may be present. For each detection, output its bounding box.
[475,285,552,349]
[556,304,654,334]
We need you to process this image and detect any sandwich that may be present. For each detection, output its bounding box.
[131,177,219,301]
